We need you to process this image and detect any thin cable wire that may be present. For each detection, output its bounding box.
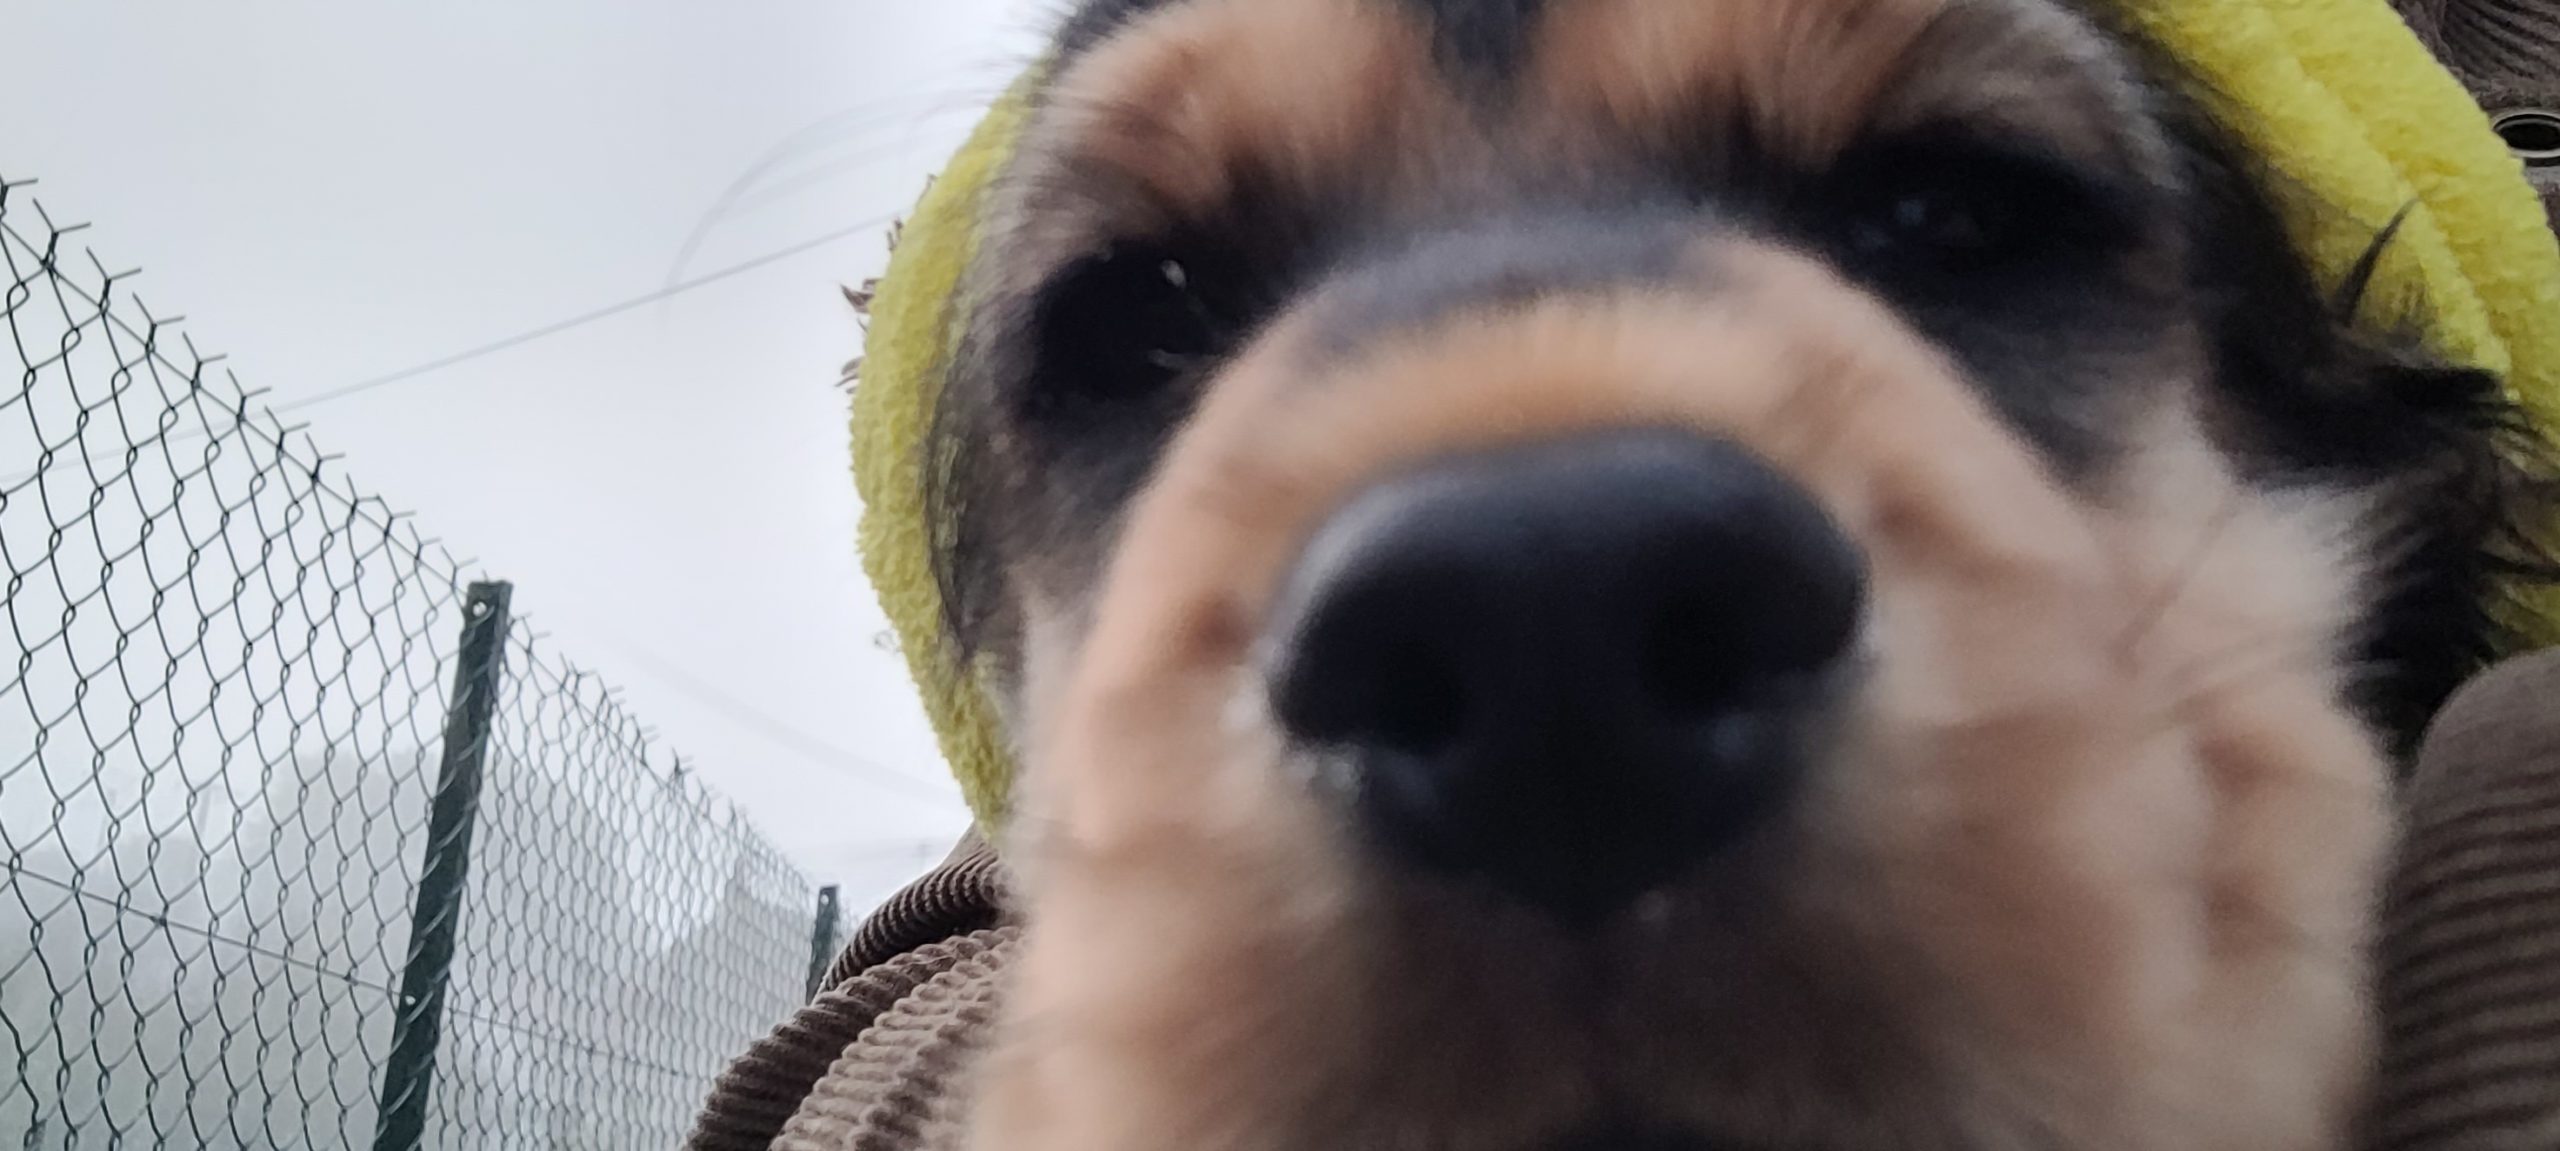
[1,210,898,488]
[604,643,960,806]
[270,210,901,416]
[4,861,401,995]
[19,859,783,1086]
[660,85,1006,290]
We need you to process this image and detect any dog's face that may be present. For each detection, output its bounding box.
[914,0,2550,1147]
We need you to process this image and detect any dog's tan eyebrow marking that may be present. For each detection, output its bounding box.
[1522,0,2162,191]
[1871,0,2176,178]
[1061,0,1552,91]
[1025,0,1453,239]
[1527,0,1950,168]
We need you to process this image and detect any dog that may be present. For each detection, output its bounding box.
[905,0,2560,1147]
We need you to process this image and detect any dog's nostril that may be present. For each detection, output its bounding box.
[1367,645,1468,758]
[1270,538,1486,760]
[1289,630,1470,760]
[1642,600,1740,718]
[1267,430,1866,926]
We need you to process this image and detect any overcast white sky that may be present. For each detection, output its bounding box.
[0,1,1058,908]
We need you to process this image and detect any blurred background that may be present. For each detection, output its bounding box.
[3,0,1054,906]
[0,4,1055,1146]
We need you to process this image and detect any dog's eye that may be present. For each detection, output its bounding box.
[1026,241,1239,420]
[1850,185,2002,258]
[1825,140,2136,276]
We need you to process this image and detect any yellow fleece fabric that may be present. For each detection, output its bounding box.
[855,6,2560,833]
[853,71,1044,829]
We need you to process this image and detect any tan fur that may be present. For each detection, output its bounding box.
[953,1,2395,1147]
[1008,0,1457,250]
[1529,0,1948,166]
[1875,0,2175,173]
[1523,0,2173,181]
[970,242,2392,1151]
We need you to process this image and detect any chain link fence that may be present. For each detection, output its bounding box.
[0,177,841,1149]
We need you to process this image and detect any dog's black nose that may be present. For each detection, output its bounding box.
[1268,430,1865,926]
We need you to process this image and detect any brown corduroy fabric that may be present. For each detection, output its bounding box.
[686,836,1011,1151]
[2397,0,2560,90]
[825,831,1008,991]
[770,928,1017,1151]
[2366,647,2560,1150]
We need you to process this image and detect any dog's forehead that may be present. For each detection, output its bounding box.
[1028,0,2160,222]
[1047,0,2097,96]
[1063,0,1549,78]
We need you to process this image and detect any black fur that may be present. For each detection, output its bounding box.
[2101,24,2560,751]
[1054,0,1166,60]
[1304,214,1691,356]
[1415,0,1549,86]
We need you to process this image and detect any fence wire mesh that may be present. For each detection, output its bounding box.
[0,177,831,1149]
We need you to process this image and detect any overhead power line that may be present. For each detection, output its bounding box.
[268,211,900,417]
[603,642,962,808]
[4,211,901,488]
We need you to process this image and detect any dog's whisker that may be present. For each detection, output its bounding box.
[2124,637,2345,754]
[1786,359,1894,485]
[2112,487,2249,663]
[1144,348,1219,373]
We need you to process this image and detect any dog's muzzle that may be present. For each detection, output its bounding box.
[1265,428,1868,927]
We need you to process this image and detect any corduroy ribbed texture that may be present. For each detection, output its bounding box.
[687,839,1011,1151]
[771,929,1017,1151]
[830,833,1008,991]
[2365,647,2560,1149]
[2397,0,2560,88]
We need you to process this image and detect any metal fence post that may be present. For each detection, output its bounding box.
[373,581,514,1151]
[806,885,843,998]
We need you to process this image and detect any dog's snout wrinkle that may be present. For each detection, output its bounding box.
[1266,429,1866,927]
[1310,215,1697,358]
